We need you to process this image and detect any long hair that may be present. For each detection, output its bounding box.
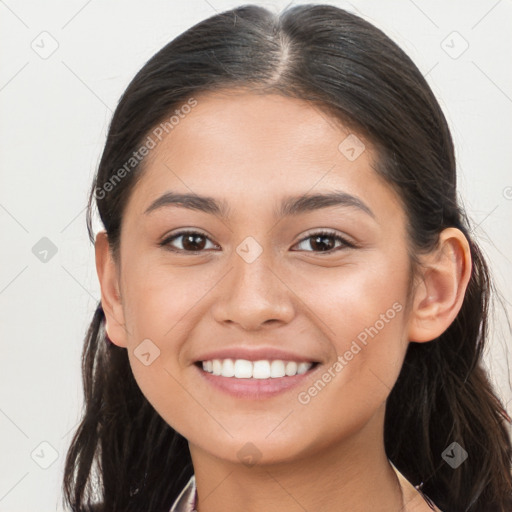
[62,4,512,511]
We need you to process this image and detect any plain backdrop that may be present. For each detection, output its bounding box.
[1,0,511,510]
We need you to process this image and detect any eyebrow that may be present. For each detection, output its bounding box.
[143,190,375,219]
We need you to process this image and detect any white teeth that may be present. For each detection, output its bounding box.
[285,361,298,376]
[234,359,252,378]
[270,360,285,378]
[297,362,311,375]
[222,358,235,377]
[200,358,314,378]
[212,359,222,375]
[252,360,270,379]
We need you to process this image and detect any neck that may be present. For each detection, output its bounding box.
[188,403,404,512]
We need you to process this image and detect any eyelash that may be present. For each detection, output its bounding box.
[159,229,357,254]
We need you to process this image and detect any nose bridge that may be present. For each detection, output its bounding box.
[232,234,280,299]
[212,234,295,328]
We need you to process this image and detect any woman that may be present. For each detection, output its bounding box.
[62,4,512,511]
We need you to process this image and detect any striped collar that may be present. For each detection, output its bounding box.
[168,469,443,512]
[169,475,197,512]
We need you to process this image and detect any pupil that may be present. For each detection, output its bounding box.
[312,235,333,251]
[183,234,205,251]
[180,234,335,252]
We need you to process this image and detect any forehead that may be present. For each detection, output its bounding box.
[124,90,403,223]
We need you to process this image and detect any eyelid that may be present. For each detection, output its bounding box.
[297,228,356,244]
[293,229,357,251]
[160,228,357,254]
[159,229,219,252]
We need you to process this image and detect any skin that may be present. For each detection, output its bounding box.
[96,90,472,512]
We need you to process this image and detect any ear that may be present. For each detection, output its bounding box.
[408,227,472,343]
[95,231,128,348]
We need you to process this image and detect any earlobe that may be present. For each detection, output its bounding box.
[95,231,128,348]
[408,227,472,343]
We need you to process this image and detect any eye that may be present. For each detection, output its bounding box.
[159,230,219,253]
[292,230,356,253]
[159,229,356,254]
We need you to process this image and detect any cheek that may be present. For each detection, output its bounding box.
[119,262,222,430]
[287,268,409,452]
[297,255,410,393]
[120,259,212,343]
[298,252,409,340]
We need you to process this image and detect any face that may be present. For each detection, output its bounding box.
[101,90,417,465]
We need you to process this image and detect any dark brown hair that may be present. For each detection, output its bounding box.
[62,4,512,511]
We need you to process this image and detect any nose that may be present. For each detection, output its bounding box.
[211,244,295,331]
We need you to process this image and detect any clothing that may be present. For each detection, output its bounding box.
[169,475,197,512]
[168,467,444,512]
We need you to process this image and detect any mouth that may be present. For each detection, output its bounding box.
[193,358,321,399]
[194,359,320,379]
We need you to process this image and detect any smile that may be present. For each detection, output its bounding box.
[195,359,321,399]
[200,358,315,378]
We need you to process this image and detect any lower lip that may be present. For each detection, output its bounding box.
[195,363,320,399]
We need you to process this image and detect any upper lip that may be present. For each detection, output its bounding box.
[194,347,320,364]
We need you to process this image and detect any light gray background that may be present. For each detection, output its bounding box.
[1,0,511,510]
